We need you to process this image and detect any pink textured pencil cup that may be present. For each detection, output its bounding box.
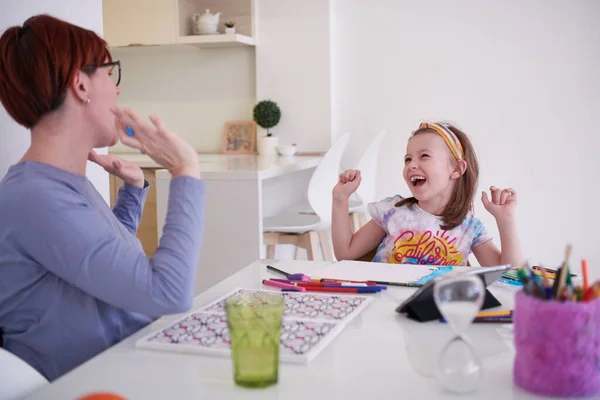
[514,290,600,397]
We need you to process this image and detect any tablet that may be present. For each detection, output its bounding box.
[395,264,512,321]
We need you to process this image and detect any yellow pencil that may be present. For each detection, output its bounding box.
[539,268,551,288]
[476,310,512,318]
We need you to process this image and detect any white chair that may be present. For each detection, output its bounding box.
[0,347,48,399]
[263,133,350,261]
[297,129,387,232]
[347,129,387,231]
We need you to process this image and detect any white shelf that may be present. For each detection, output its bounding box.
[176,33,255,47]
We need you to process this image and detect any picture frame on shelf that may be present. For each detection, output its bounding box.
[221,121,256,154]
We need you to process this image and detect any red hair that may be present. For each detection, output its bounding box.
[0,14,111,128]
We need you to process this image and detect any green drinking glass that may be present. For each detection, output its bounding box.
[225,292,285,388]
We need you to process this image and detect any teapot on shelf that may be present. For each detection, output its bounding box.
[192,9,221,35]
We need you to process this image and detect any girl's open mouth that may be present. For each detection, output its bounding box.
[410,175,426,187]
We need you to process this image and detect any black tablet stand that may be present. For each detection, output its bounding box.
[401,288,501,322]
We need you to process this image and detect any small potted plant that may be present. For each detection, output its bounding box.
[224,21,235,34]
[253,100,281,155]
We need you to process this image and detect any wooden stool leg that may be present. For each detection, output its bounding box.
[350,212,361,233]
[358,212,369,229]
[304,231,321,261]
[294,246,302,260]
[318,230,333,261]
[266,245,276,259]
[263,232,278,260]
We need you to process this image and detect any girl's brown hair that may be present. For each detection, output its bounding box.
[0,14,111,128]
[396,123,479,230]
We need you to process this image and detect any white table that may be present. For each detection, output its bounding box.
[26,260,554,400]
[154,155,321,294]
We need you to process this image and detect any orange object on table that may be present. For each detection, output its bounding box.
[77,393,127,400]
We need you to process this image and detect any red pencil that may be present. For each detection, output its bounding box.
[583,285,596,302]
[582,259,589,291]
[271,279,370,287]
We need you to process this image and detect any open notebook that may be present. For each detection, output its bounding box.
[312,260,469,285]
[136,288,372,364]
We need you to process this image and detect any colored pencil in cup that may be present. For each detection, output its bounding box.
[582,259,589,292]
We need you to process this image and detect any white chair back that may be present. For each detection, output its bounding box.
[307,132,350,227]
[0,347,48,399]
[355,129,387,205]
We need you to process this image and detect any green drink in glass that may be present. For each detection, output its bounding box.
[225,292,285,388]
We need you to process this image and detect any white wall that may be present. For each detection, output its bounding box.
[109,45,256,154]
[331,0,600,271]
[0,0,110,203]
[255,0,332,152]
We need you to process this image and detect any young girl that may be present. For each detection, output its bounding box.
[332,122,524,267]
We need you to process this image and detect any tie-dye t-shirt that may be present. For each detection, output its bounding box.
[367,195,491,266]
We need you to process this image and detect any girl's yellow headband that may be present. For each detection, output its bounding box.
[418,122,464,160]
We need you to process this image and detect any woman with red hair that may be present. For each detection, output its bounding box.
[0,15,205,381]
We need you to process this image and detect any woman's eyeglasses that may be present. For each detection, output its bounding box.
[82,60,121,86]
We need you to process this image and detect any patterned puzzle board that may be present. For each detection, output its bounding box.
[136,288,372,364]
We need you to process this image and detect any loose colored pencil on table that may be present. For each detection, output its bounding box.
[262,279,306,292]
[284,286,381,294]
[266,265,311,281]
[269,278,386,290]
[441,316,513,324]
[440,309,513,323]
[262,278,382,293]
[265,265,422,288]
[266,265,371,284]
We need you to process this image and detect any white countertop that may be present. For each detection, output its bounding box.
[117,153,322,181]
[26,260,541,400]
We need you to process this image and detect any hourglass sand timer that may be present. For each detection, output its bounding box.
[433,274,485,393]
